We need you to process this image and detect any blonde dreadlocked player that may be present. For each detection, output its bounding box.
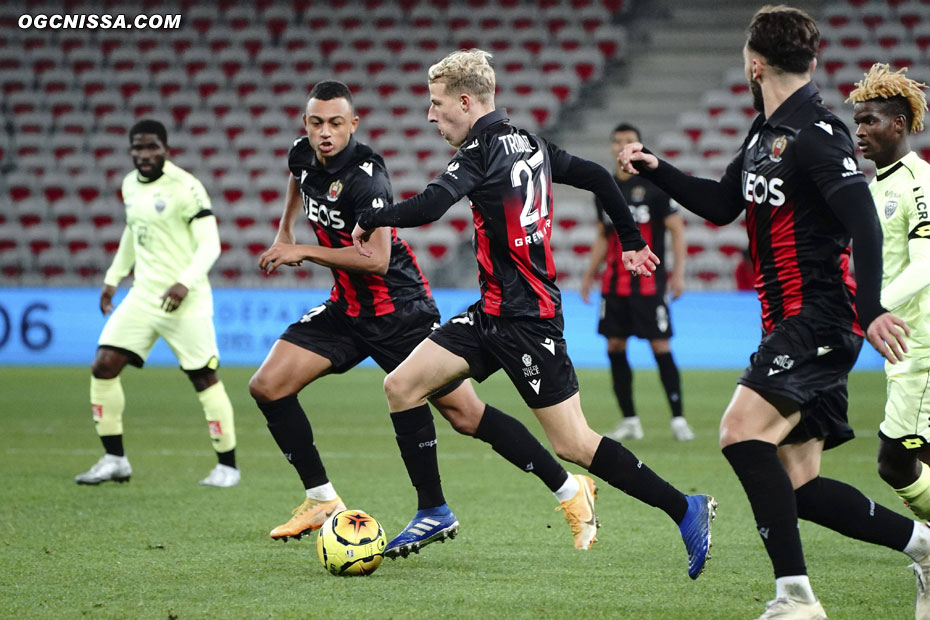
[849,64,930,520]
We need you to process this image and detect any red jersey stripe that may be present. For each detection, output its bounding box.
[473,207,503,315]
[638,220,657,296]
[396,231,432,299]
[504,195,556,318]
[840,248,864,336]
[769,204,804,321]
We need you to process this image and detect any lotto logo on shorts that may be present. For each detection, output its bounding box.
[92,404,103,420]
[208,421,223,436]
[902,436,927,450]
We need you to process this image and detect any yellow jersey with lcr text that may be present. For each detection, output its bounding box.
[870,150,930,369]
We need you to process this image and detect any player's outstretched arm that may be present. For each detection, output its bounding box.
[352,184,458,257]
[619,142,745,226]
[262,227,392,275]
[550,149,647,252]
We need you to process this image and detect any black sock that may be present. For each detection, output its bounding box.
[796,476,912,552]
[101,434,124,457]
[391,404,445,510]
[588,437,688,522]
[474,404,568,493]
[257,395,328,489]
[217,448,236,469]
[722,440,806,578]
[654,351,683,418]
[608,351,636,418]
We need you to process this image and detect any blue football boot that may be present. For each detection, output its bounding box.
[384,504,459,559]
[679,494,717,579]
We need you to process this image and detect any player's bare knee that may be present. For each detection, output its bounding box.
[435,404,477,435]
[383,370,417,409]
[91,353,120,379]
[876,441,917,486]
[186,368,218,392]
[248,371,277,403]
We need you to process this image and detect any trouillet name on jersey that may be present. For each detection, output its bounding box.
[302,193,345,229]
[742,172,786,206]
[498,133,533,156]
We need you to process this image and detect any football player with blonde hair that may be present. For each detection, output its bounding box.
[354,49,717,576]
[849,65,930,526]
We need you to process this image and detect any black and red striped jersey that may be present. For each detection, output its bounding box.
[596,176,675,297]
[720,82,867,335]
[428,110,568,319]
[288,136,431,317]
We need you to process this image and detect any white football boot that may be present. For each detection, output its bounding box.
[671,416,696,441]
[199,464,240,487]
[755,597,827,620]
[75,454,132,485]
[608,416,644,440]
[912,551,930,620]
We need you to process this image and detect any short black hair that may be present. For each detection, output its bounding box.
[129,119,168,146]
[307,80,354,108]
[746,5,819,75]
[613,123,641,140]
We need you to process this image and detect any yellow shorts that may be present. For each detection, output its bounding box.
[879,364,930,444]
[97,290,219,370]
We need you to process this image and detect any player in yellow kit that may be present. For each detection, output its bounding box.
[850,65,930,510]
[75,119,239,487]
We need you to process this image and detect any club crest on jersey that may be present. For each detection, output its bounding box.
[327,180,343,202]
[154,197,166,213]
[770,135,787,162]
[884,199,898,219]
[522,354,532,366]
[631,185,646,203]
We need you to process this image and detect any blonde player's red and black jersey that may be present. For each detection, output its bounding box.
[287,136,431,317]
[428,110,568,319]
[596,177,675,297]
[720,82,868,335]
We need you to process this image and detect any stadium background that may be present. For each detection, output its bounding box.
[3,0,927,370]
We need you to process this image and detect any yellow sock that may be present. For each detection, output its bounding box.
[198,381,236,453]
[90,376,124,436]
[896,462,930,520]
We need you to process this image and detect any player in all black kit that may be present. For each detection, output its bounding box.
[248,81,594,549]
[621,7,929,619]
[352,50,717,578]
[581,123,693,442]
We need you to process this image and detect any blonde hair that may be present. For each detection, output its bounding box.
[846,63,928,133]
[428,49,496,105]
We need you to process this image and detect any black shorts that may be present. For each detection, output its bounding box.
[598,294,673,340]
[737,315,863,450]
[279,297,440,374]
[428,301,580,409]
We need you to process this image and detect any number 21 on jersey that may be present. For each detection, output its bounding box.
[511,150,549,227]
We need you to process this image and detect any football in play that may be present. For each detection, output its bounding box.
[316,509,386,576]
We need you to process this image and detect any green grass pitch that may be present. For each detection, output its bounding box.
[0,367,915,619]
